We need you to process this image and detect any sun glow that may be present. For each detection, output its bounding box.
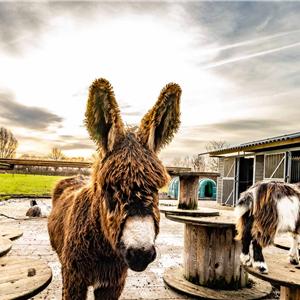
[0,10,235,159]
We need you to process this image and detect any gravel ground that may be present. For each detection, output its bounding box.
[0,198,281,299]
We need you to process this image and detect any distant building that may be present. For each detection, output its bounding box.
[206,132,300,206]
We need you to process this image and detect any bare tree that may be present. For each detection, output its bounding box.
[191,154,206,171]
[0,127,18,158]
[49,147,65,160]
[205,140,230,172]
[171,157,183,167]
[171,155,206,171]
[182,156,191,168]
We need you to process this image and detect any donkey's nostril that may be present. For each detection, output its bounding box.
[126,247,135,261]
[125,246,157,272]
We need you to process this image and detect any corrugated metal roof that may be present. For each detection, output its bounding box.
[208,131,300,156]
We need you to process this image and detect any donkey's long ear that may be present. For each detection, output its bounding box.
[85,78,124,154]
[137,83,181,153]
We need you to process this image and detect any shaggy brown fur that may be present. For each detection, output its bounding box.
[48,78,181,300]
[253,182,298,247]
[26,200,41,217]
[236,181,300,273]
[236,181,300,247]
[26,206,42,217]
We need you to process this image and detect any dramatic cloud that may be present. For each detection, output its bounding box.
[1,2,300,159]
[0,91,63,130]
[59,142,95,151]
[204,119,292,133]
[0,2,169,55]
[55,135,95,151]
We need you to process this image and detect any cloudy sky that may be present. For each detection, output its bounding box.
[0,1,299,163]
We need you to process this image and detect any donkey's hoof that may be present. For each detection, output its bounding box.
[240,253,252,266]
[289,257,299,265]
[253,261,268,274]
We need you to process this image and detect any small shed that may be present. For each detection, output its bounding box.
[206,132,300,206]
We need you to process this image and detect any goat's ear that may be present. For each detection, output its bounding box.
[137,83,181,153]
[85,78,124,154]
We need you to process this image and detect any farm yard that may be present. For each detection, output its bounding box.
[1,1,300,299]
[0,196,286,300]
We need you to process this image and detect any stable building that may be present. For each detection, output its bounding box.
[206,132,300,206]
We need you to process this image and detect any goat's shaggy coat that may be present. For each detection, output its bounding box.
[235,181,300,273]
[48,78,181,299]
[26,200,42,217]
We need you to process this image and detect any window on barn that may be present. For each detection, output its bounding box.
[254,155,264,183]
[291,151,300,183]
[264,153,285,180]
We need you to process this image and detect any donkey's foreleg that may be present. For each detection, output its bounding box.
[94,287,123,300]
[240,214,253,266]
[62,267,88,300]
[252,239,268,274]
[289,233,300,265]
[93,275,126,300]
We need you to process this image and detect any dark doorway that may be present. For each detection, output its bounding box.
[238,157,254,196]
[291,151,300,183]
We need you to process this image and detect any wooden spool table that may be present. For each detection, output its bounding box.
[244,251,300,300]
[0,237,12,257]
[161,171,220,217]
[160,206,220,217]
[164,213,272,299]
[274,235,300,254]
[0,256,52,300]
[1,228,23,241]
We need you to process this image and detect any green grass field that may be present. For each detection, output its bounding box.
[0,173,169,201]
[0,174,66,198]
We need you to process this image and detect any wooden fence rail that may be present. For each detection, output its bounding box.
[0,158,191,175]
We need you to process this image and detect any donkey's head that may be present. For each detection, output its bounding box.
[85,78,181,272]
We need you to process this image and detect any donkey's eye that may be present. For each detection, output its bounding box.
[105,191,117,212]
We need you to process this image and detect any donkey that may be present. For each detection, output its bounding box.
[48,78,181,300]
[235,181,300,274]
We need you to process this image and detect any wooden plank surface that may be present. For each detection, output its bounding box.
[170,171,219,177]
[0,256,52,300]
[0,237,12,257]
[160,206,219,217]
[274,235,300,254]
[178,175,199,210]
[183,224,247,289]
[165,212,236,227]
[0,228,23,241]
[280,286,300,300]
[164,266,272,300]
[244,250,300,288]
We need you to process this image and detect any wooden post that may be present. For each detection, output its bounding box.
[178,175,199,210]
[280,286,300,300]
[183,223,248,289]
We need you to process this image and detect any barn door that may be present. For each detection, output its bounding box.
[290,151,300,183]
[264,153,286,181]
[222,157,236,206]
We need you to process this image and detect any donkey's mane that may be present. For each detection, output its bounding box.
[93,133,169,196]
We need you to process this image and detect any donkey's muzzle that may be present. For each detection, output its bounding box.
[125,246,156,272]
